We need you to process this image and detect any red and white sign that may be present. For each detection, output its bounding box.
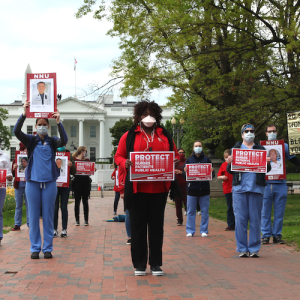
[130,151,175,181]
[260,140,286,180]
[186,163,212,181]
[231,149,267,173]
[15,151,28,182]
[75,161,95,175]
[115,170,119,187]
[26,73,57,118]
[0,169,7,188]
[56,152,70,187]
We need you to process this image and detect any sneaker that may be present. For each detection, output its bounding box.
[53,230,58,237]
[31,252,39,259]
[177,221,183,226]
[135,267,146,276]
[44,252,52,259]
[75,221,80,226]
[184,211,187,215]
[60,229,67,238]
[113,211,117,215]
[250,252,259,258]
[273,236,285,244]
[201,233,208,237]
[239,252,248,258]
[12,225,21,231]
[261,237,270,244]
[197,211,201,215]
[84,221,89,226]
[186,233,193,237]
[225,227,235,231]
[151,266,164,276]
[126,238,131,245]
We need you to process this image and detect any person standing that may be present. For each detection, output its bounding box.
[183,140,214,237]
[174,148,187,226]
[115,100,179,276]
[14,101,68,259]
[54,147,76,238]
[72,146,91,226]
[217,149,234,231]
[227,123,270,258]
[111,165,120,215]
[11,142,29,231]
[0,138,13,245]
[261,125,300,244]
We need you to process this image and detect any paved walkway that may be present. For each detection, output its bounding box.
[1,198,300,300]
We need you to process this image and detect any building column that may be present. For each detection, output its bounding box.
[99,120,104,158]
[79,119,84,147]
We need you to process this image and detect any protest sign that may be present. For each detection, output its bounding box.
[286,111,300,155]
[186,163,212,181]
[75,161,95,176]
[15,151,28,182]
[0,169,7,188]
[56,152,70,187]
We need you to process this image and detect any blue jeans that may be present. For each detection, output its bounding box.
[233,191,263,253]
[14,186,29,227]
[125,209,131,238]
[186,194,210,235]
[26,181,57,253]
[54,187,70,230]
[0,189,5,240]
[261,183,287,238]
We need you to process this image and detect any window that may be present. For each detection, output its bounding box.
[27,125,33,135]
[10,126,15,137]
[71,126,76,137]
[51,126,57,137]
[10,147,16,161]
[90,126,96,138]
[90,147,96,162]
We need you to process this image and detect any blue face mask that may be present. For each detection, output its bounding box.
[57,147,66,152]
[268,132,277,140]
[194,147,202,154]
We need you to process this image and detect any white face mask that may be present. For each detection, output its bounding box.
[141,115,156,127]
[268,132,277,140]
[243,132,255,142]
[36,126,48,136]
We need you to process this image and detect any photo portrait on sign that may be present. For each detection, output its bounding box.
[16,154,28,179]
[56,156,67,183]
[267,146,284,175]
[30,78,54,113]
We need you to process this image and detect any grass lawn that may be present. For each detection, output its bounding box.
[286,173,300,181]
[171,194,300,250]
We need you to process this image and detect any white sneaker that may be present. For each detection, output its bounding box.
[53,230,58,237]
[198,211,201,215]
[201,233,208,237]
[186,233,193,237]
[184,211,187,215]
[60,229,67,238]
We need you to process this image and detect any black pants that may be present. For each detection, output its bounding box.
[175,186,187,223]
[225,193,235,228]
[113,192,120,212]
[73,176,90,223]
[129,192,168,268]
[54,187,70,230]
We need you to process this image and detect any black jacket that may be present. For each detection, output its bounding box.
[227,142,271,186]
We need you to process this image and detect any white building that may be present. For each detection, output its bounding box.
[1,65,175,163]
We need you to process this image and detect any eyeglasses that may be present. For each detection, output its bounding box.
[244,130,254,133]
[267,130,277,133]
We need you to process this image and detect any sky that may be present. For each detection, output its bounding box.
[0,0,170,105]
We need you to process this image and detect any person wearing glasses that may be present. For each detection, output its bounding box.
[174,148,187,225]
[226,124,271,258]
[261,125,300,245]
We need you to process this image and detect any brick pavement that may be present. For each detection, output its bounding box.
[0,197,300,300]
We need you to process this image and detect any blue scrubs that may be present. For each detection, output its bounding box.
[232,144,265,253]
[261,143,294,238]
[14,181,29,227]
[26,141,57,253]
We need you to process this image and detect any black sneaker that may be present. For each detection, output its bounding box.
[177,221,183,226]
[84,221,89,226]
[151,266,164,276]
[60,229,67,238]
[44,252,52,259]
[273,236,285,244]
[126,239,131,245]
[113,211,117,215]
[250,252,259,258]
[53,230,58,237]
[75,221,80,226]
[135,267,146,276]
[11,225,21,231]
[31,252,39,259]
[261,237,270,244]
[239,252,248,258]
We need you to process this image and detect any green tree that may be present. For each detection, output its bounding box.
[109,118,134,157]
[0,108,11,150]
[77,0,300,150]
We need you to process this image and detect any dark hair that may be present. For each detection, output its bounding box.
[56,158,62,161]
[193,140,202,147]
[133,100,163,125]
[21,157,28,162]
[37,82,46,86]
[36,118,49,124]
[178,148,185,152]
[266,124,277,132]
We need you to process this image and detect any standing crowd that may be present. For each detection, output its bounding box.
[0,100,298,276]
